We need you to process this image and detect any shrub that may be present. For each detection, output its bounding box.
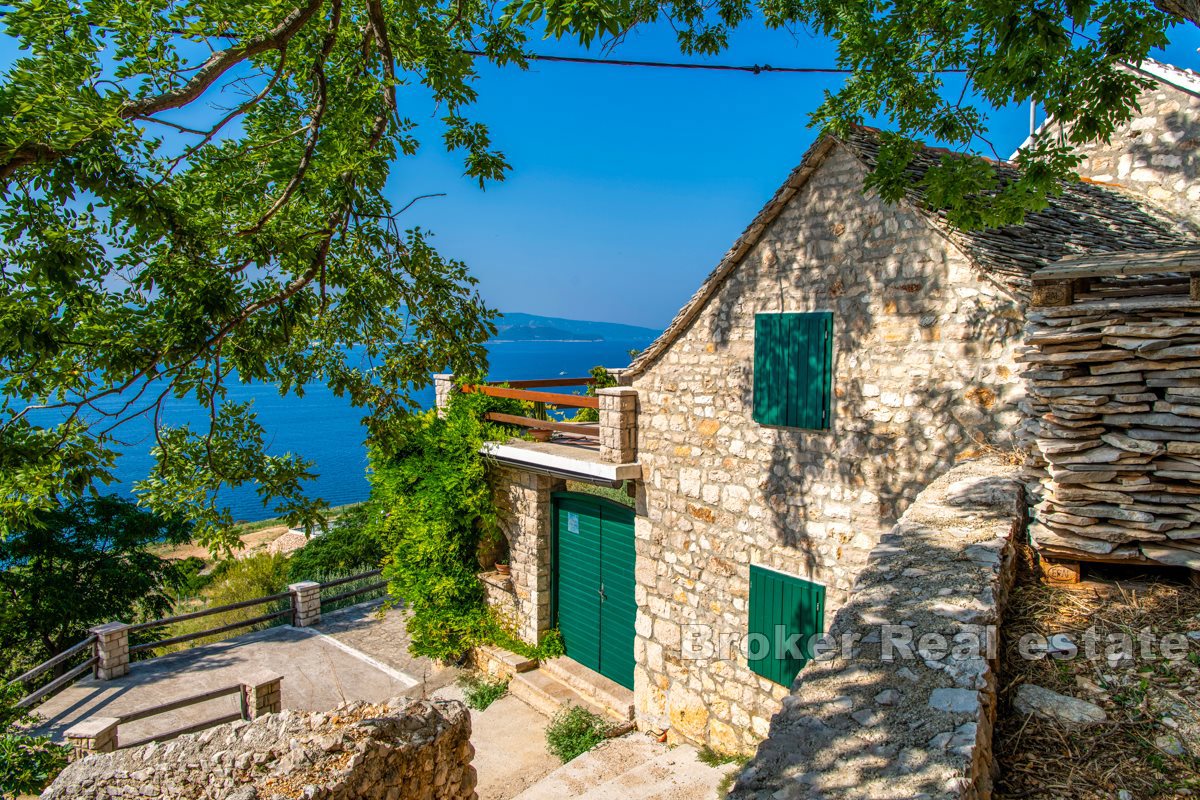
[458,673,508,711]
[369,385,525,660]
[697,746,750,767]
[288,503,384,582]
[0,685,69,796]
[544,705,610,763]
[570,365,617,423]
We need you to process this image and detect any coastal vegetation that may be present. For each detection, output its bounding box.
[370,382,564,661]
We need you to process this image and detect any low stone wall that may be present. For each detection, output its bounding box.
[729,458,1023,800]
[44,698,477,800]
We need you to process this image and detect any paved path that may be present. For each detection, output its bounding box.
[431,683,561,800]
[32,601,454,746]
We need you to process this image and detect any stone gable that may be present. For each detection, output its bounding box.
[628,143,1024,751]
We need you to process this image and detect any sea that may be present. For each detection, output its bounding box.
[86,339,653,523]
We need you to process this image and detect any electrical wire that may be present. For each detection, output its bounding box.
[460,49,967,75]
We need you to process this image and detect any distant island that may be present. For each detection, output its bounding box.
[491,312,660,343]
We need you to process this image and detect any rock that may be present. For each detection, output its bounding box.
[874,689,900,706]
[1155,734,1187,756]
[928,688,978,714]
[1013,684,1108,726]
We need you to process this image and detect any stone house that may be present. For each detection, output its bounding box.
[452,63,1199,755]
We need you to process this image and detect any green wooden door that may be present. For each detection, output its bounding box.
[553,494,636,689]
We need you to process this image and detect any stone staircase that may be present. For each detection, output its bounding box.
[508,657,634,723]
[511,731,736,800]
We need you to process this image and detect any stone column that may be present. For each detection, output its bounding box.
[65,717,119,757]
[597,387,638,463]
[90,622,130,680]
[240,671,283,719]
[433,373,456,418]
[289,581,322,627]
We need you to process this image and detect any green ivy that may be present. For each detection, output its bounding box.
[369,385,517,660]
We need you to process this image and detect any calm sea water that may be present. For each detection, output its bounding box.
[89,339,651,522]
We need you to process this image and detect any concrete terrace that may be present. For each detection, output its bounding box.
[32,600,453,747]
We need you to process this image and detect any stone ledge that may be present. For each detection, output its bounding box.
[729,457,1024,800]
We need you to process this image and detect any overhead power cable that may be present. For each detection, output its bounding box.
[460,49,967,74]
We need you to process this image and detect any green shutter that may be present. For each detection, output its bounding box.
[747,564,825,686]
[753,312,833,430]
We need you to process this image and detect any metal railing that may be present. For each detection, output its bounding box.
[114,683,248,750]
[319,568,386,609]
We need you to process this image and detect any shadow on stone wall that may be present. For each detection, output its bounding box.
[701,207,1022,574]
[727,461,1023,799]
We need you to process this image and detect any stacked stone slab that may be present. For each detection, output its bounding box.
[1020,261,1200,574]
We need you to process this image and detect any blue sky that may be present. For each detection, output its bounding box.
[393,21,1200,329]
[3,16,1199,330]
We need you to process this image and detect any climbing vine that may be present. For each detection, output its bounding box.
[369,384,563,661]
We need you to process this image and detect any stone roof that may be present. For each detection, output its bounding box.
[841,127,1194,285]
[625,127,1197,378]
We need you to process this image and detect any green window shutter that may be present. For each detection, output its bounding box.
[752,312,833,430]
[746,564,826,686]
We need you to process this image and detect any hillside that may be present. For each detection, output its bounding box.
[492,312,660,342]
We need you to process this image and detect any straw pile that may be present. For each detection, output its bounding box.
[1021,289,1200,573]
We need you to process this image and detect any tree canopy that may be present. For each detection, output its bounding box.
[0,495,189,674]
[0,0,1193,548]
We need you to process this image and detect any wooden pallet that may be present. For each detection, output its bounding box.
[1039,546,1200,587]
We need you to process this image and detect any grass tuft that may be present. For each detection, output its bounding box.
[544,705,610,762]
[457,673,508,711]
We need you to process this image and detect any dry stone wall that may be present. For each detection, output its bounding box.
[44,698,476,800]
[1020,286,1200,571]
[728,458,1023,800]
[628,144,1024,751]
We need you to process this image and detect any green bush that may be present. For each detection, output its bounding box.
[458,673,508,711]
[570,365,617,423]
[0,685,69,796]
[288,504,384,582]
[544,705,611,763]
[369,385,526,661]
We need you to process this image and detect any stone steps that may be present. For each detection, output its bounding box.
[537,658,634,721]
[511,733,734,800]
[508,669,617,724]
[508,657,633,724]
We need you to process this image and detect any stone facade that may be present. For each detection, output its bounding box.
[46,698,477,800]
[1066,62,1200,229]
[625,144,1024,752]
[490,464,566,644]
[728,459,1023,799]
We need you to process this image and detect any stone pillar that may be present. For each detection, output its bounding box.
[240,670,283,719]
[597,387,638,463]
[65,717,119,757]
[491,465,559,645]
[90,622,130,680]
[289,581,322,627]
[433,373,456,418]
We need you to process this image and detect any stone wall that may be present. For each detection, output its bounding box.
[489,464,565,644]
[45,698,477,800]
[729,458,1023,800]
[1068,64,1200,229]
[627,143,1024,751]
